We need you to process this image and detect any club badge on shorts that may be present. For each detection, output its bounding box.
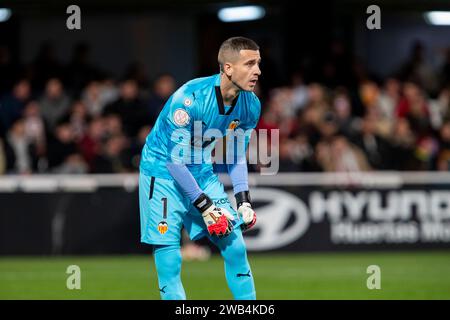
[173,108,190,126]
[157,221,168,235]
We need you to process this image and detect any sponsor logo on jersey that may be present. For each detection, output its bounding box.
[173,108,190,126]
[183,98,192,107]
[214,198,231,206]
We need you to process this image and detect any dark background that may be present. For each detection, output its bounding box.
[2,0,450,86]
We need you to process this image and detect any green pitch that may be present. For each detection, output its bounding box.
[1,251,449,299]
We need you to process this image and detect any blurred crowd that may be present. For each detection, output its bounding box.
[0,43,176,175]
[254,41,450,173]
[1,41,450,175]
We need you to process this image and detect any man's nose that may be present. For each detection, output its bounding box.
[255,65,261,76]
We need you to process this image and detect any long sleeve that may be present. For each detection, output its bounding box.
[227,162,249,194]
[166,162,203,202]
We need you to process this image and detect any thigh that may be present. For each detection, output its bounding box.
[207,226,246,255]
[139,173,189,245]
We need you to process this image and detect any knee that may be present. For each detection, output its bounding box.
[222,235,248,262]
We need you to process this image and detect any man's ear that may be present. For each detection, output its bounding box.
[223,63,233,77]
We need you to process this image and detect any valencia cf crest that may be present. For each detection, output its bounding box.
[157,221,168,235]
[228,119,240,130]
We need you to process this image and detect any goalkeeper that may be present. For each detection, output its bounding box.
[139,37,261,300]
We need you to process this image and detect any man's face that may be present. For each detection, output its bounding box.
[228,49,261,91]
[121,80,138,100]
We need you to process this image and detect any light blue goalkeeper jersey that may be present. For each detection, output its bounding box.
[140,74,261,180]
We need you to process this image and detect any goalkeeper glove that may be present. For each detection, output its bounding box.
[235,191,257,232]
[194,193,234,238]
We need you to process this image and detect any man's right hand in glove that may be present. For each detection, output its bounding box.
[194,193,234,238]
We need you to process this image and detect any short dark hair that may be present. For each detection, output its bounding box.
[218,37,259,72]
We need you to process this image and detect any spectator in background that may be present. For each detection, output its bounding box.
[290,71,309,113]
[103,113,124,139]
[296,83,332,143]
[81,80,119,117]
[82,81,104,117]
[257,101,279,133]
[100,79,120,107]
[358,80,381,117]
[92,134,128,173]
[351,112,392,170]
[101,113,130,170]
[432,85,450,127]
[296,104,322,148]
[78,117,106,171]
[103,79,147,137]
[277,139,301,172]
[332,87,358,138]
[396,81,432,137]
[279,133,317,172]
[60,101,91,142]
[414,135,439,170]
[46,120,86,173]
[272,87,297,120]
[314,140,332,172]
[22,101,47,171]
[317,111,339,142]
[377,77,401,137]
[307,83,330,116]
[264,88,301,139]
[39,78,72,130]
[4,118,37,174]
[379,78,401,120]
[316,135,371,172]
[389,118,420,170]
[437,121,450,171]
[146,73,176,124]
[0,79,31,137]
[333,135,371,172]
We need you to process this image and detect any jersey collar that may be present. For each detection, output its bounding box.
[214,74,239,115]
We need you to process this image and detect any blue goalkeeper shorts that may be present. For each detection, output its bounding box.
[139,171,244,245]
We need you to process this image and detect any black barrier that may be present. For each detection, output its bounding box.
[1,175,450,255]
[243,184,450,252]
[0,189,147,255]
